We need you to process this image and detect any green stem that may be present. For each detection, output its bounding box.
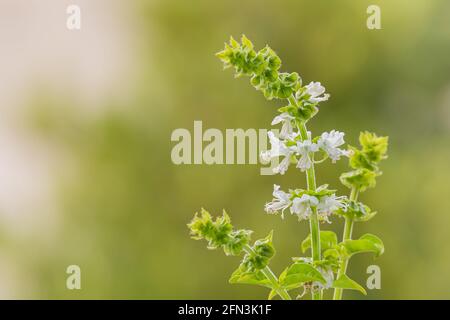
[289,95,321,300]
[333,187,359,300]
[244,245,292,300]
[298,121,321,300]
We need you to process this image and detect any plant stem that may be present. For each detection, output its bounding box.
[333,187,359,300]
[244,245,292,300]
[298,121,322,300]
[289,95,321,300]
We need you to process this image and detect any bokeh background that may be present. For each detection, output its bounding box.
[0,0,449,299]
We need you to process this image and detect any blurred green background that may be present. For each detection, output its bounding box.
[0,0,450,299]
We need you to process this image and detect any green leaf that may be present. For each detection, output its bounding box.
[279,263,326,290]
[332,274,367,295]
[229,264,272,288]
[268,289,277,300]
[340,233,384,258]
[301,231,338,253]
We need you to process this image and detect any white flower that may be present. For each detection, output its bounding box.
[297,81,330,103]
[290,194,319,220]
[295,140,318,171]
[260,131,295,175]
[317,194,346,221]
[315,267,334,290]
[265,184,291,218]
[271,112,294,138]
[317,130,349,163]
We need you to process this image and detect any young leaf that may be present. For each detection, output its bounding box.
[229,264,272,288]
[340,233,384,258]
[268,289,277,300]
[332,274,367,295]
[301,231,338,253]
[279,263,326,290]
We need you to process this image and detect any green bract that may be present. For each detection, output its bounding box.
[242,231,276,270]
[340,168,378,192]
[189,35,389,300]
[337,200,377,222]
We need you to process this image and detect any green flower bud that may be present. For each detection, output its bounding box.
[267,54,281,71]
[241,34,254,50]
[250,75,262,87]
[359,131,388,163]
[348,147,377,171]
[242,231,275,270]
[223,229,252,256]
[210,211,234,247]
[187,208,214,240]
[297,103,318,121]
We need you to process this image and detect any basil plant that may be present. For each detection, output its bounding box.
[188,36,388,300]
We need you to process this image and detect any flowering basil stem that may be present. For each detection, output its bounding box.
[188,35,388,300]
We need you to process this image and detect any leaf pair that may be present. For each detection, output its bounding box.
[302,231,384,259]
[280,262,367,296]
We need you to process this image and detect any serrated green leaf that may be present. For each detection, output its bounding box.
[279,263,326,290]
[332,274,367,295]
[340,233,384,258]
[301,231,338,253]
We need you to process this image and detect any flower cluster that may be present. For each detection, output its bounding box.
[261,127,349,175]
[265,184,346,222]
[188,209,252,256]
[216,35,301,100]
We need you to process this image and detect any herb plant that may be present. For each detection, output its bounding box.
[188,36,388,300]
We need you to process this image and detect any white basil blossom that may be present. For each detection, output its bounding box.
[271,112,294,138]
[290,194,319,220]
[297,81,330,103]
[317,194,347,222]
[315,267,334,290]
[295,140,319,171]
[260,131,294,175]
[264,184,291,218]
[317,130,349,163]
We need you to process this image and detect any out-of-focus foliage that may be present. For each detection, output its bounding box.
[2,0,450,299]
